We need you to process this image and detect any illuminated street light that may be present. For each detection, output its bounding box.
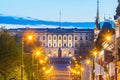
[36,51,40,56]
[40,60,44,64]
[93,50,97,57]
[86,59,91,65]
[106,36,111,41]
[42,67,46,71]
[21,34,33,80]
[28,35,33,40]
[72,57,76,61]
[81,67,84,71]
[92,49,98,80]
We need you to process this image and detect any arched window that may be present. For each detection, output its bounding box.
[59,36,61,40]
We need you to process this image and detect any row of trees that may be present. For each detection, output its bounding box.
[0,27,28,80]
[0,27,47,80]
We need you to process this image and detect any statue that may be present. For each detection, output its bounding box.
[58,48,62,58]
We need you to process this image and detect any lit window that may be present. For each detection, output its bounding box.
[49,43,51,47]
[59,44,61,47]
[69,37,71,40]
[49,37,51,40]
[59,36,61,40]
[69,43,71,47]
[64,37,66,40]
[43,36,45,40]
[54,37,56,40]
[75,36,77,40]
[38,36,40,40]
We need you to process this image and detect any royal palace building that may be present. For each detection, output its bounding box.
[9,27,94,58]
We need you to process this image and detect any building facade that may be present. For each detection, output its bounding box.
[9,27,94,58]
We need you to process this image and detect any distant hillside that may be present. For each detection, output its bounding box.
[0,15,114,29]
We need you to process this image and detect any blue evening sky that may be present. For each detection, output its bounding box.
[0,0,118,22]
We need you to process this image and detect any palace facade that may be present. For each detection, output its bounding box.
[9,27,94,58]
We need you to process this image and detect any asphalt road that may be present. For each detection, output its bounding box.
[50,64,72,80]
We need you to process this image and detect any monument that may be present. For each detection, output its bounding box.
[58,48,62,58]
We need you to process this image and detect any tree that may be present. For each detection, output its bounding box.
[76,40,93,60]
[14,29,43,79]
[95,23,115,50]
[0,27,27,80]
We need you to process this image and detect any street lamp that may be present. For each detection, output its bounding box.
[28,35,33,40]
[21,34,33,80]
[21,37,24,80]
[35,51,40,80]
[106,36,111,41]
[93,51,97,57]
[92,50,98,80]
[86,59,91,65]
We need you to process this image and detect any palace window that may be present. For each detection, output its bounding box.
[54,37,56,40]
[64,37,66,40]
[37,36,40,40]
[69,43,71,47]
[59,36,61,40]
[80,37,83,40]
[54,43,56,47]
[75,36,77,40]
[59,44,62,47]
[49,43,51,47]
[43,36,45,40]
[49,37,51,40]
[75,43,77,47]
[69,37,71,40]
[64,43,67,47]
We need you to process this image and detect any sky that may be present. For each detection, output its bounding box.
[0,0,118,22]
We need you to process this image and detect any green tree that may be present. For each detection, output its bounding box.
[14,29,43,80]
[95,24,115,50]
[0,27,27,80]
[76,41,93,59]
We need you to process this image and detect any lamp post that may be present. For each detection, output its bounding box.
[86,59,93,80]
[21,37,24,80]
[32,53,34,80]
[36,51,40,80]
[21,34,33,80]
[92,50,97,80]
